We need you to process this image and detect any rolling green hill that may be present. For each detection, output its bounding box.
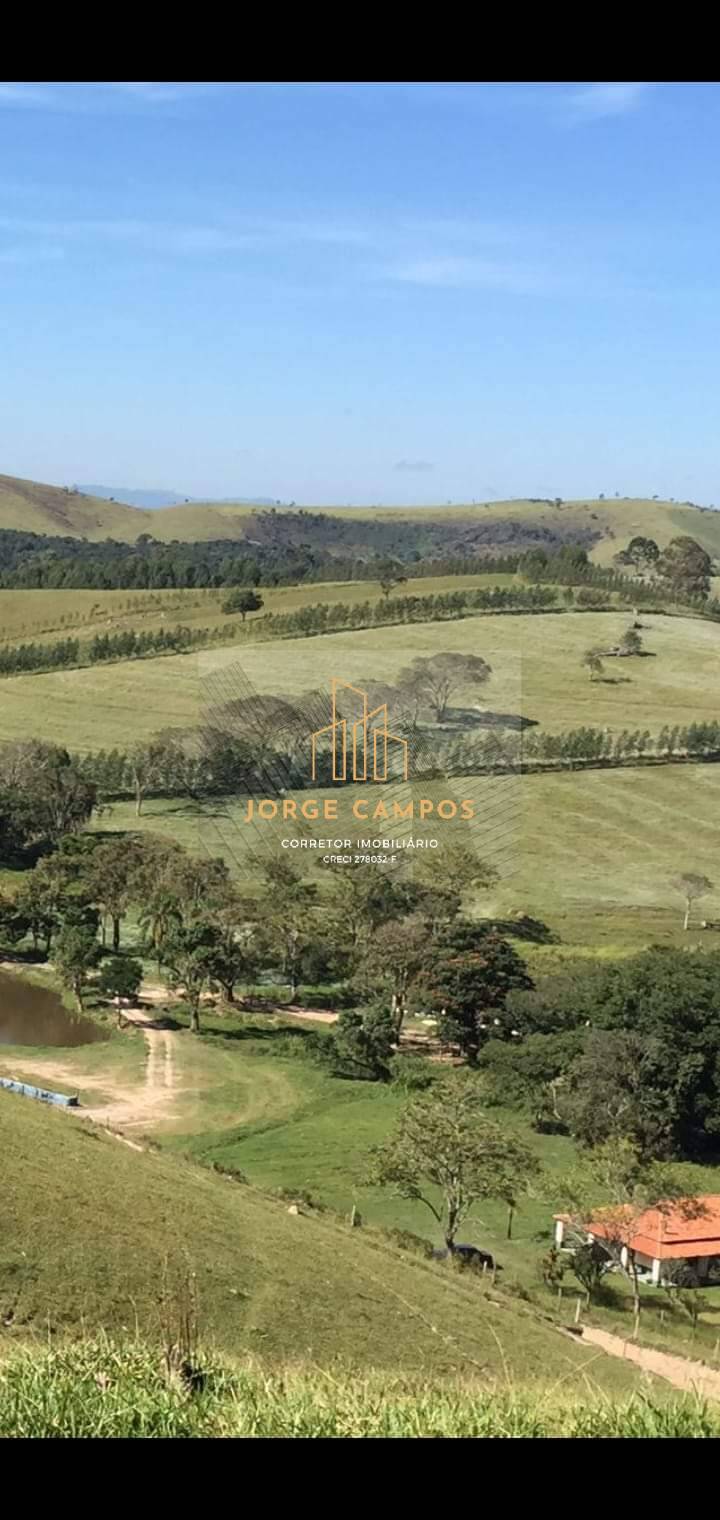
[2,470,720,561]
[0,1086,642,1390]
[0,608,716,750]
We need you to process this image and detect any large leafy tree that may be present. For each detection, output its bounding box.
[615,536,659,575]
[128,738,178,817]
[98,956,143,1023]
[417,923,532,1065]
[55,924,99,1013]
[354,914,429,1036]
[160,917,222,1032]
[0,741,96,845]
[559,1029,693,1161]
[330,1003,396,1082]
[0,787,40,864]
[369,1073,539,1251]
[15,853,97,956]
[503,949,720,1159]
[220,587,265,620]
[204,919,259,1004]
[396,652,492,723]
[657,536,712,600]
[413,843,498,909]
[87,837,144,950]
[317,859,423,952]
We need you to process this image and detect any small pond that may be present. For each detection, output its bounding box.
[0,969,106,1047]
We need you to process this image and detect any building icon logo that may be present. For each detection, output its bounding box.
[311,678,409,782]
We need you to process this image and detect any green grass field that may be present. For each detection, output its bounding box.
[6,1338,710,1437]
[0,571,520,646]
[0,608,717,750]
[3,1001,720,1371]
[3,506,720,1405]
[1,1078,656,1392]
[92,759,720,946]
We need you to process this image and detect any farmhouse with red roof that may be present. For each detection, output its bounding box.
[554,1195,720,1286]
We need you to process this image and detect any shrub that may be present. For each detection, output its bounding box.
[274,1187,326,1213]
[390,1053,437,1093]
[381,1227,435,1259]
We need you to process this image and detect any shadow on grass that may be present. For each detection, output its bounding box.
[0,946,49,965]
[491,915,559,944]
[435,707,539,733]
[197,1020,321,1045]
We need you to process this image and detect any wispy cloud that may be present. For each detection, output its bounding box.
[394,459,435,473]
[566,83,649,120]
[0,211,370,258]
[383,255,551,294]
[106,82,224,103]
[0,81,225,112]
[0,83,59,107]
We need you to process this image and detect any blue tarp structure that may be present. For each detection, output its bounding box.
[0,1075,78,1108]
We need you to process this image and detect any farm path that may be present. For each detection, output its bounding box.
[581,1326,720,1401]
[0,1007,180,1133]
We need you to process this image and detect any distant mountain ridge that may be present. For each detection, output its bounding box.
[1,471,720,565]
[78,485,282,509]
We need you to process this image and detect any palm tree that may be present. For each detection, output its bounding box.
[138,891,182,976]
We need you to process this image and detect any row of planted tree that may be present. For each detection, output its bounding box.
[0,585,563,678]
[69,719,720,812]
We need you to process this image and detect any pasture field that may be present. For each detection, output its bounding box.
[0,571,520,646]
[93,761,720,948]
[0,607,715,751]
[0,1077,651,1391]
[3,1005,720,1369]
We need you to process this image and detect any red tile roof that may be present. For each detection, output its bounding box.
[556,1196,720,1261]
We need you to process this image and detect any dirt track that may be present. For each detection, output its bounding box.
[0,1009,180,1132]
[581,1326,720,1400]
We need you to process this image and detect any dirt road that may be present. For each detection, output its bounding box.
[581,1326,720,1401]
[0,1009,180,1133]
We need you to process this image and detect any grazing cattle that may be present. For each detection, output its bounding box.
[431,1244,497,1270]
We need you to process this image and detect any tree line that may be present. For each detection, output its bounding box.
[65,716,720,811]
[0,624,220,677]
[479,943,720,1163]
[0,586,562,679]
[438,720,720,775]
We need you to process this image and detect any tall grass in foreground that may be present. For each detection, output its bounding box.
[1,1339,719,1438]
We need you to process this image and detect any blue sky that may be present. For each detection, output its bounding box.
[2,80,720,506]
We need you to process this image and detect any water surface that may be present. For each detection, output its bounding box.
[0,969,105,1047]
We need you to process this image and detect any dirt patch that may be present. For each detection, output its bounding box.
[0,1007,181,1132]
[581,1325,720,1401]
[282,1004,338,1025]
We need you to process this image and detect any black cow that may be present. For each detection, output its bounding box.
[431,1244,497,1271]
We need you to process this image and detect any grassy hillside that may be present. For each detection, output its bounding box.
[0,572,519,647]
[3,471,720,561]
[0,474,151,540]
[0,1085,645,1391]
[93,762,720,950]
[5,1339,710,1437]
[0,608,717,750]
[4,1006,720,1369]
